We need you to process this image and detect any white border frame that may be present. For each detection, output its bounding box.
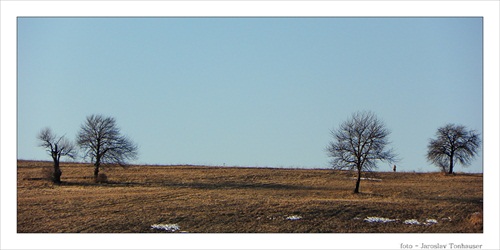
[2,1,499,249]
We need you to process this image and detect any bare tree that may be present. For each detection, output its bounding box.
[37,127,76,183]
[327,111,397,193]
[427,124,480,174]
[76,114,138,181]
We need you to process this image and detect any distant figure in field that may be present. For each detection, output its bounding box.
[393,165,397,172]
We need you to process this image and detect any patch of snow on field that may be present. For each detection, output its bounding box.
[363,217,396,223]
[424,219,438,225]
[286,215,303,221]
[404,219,420,225]
[151,223,180,232]
[403,219,438,226]
[441,217,452,221]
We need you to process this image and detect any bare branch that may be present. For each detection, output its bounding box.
[77,114,139,178]
[327,111,397,193]
[37,127,76,183]
[427,124,481,174]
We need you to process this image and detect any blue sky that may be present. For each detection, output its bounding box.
[17,17,483,172]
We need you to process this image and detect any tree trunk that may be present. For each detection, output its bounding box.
[448,153,454,174]
[94,159,100,181]
[53,160,62,184]
[354,169,361,193]
[93,165,99,180]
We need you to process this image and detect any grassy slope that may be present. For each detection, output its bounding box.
[17,160,483,233]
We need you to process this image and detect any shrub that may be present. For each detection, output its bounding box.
[468,212,482,226]
[41,167,54,181]
[96,173,108,183]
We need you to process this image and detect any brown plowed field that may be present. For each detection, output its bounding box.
[17,160,482,233]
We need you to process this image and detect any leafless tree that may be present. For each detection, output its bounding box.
[327,111,397,193]
[37,127,76,183]
[427,124,480,174]
[76,114,138,181]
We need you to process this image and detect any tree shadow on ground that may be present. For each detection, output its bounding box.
[58,179,343,191]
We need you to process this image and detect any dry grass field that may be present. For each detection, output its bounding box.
[17,160,483,233]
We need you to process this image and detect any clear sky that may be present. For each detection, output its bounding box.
[17,17,483,172]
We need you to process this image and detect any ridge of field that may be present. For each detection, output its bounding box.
[17,160,483,233]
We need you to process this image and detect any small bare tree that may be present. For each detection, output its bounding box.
[37,127,76,183]
[76,114,138,181]
[327,111,397,193]
[427,124,480,174]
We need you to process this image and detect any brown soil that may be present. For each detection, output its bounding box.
[17,160,483,233]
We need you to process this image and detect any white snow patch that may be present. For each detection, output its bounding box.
[424,219,438,225]
[403,219,438,226]
[151,223,180,232]
[404,219,420,225]
[441,217,452,221]
[363,216,396,223]
[286,215,303,221]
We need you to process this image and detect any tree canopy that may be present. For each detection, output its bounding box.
[427,124,480,174]
[37,127,76,183]
[327,111,397,193]
[77,114,138,179]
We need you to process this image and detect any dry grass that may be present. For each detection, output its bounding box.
[17,160,483,233]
